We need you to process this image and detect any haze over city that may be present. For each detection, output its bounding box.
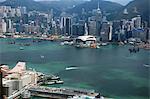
[0,0,133,5]
[0,0,149,99]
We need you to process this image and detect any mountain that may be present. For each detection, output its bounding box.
[68,0,123,16]
[114,0,149,22]
[0,0,59,12]
[0,0,86,15]
[39,0,85,11]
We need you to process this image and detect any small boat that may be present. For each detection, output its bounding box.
[20,47,24,50]
[55,80,64,84]
[61,41,74,45]
[143,64,150,68]
[65,66,79,70]
[96,45,100,49]
[51,76,60,80]
[101,43,108,46]
[129,41,134,45]
[46,81,55,85]
[40,55,44,59]
[60,42,65,45]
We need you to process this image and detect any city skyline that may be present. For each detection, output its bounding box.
[0,0,149,98]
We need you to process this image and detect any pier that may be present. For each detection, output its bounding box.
[29,86,99,98]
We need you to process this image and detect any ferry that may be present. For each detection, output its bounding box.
[143,64,150,68]
[65,66,79,70]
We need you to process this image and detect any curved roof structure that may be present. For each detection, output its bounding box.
[77,35,96,41]
[8,62,26,74]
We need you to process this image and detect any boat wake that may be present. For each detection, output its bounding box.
[65,66,79,71]
[143,64,150,68]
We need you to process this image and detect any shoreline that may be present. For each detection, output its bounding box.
[1,36,150,50]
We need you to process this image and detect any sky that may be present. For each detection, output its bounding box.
[0,0,133,5]
[38,0,133,5]
[104,0,133,5]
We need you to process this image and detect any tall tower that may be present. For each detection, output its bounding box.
[60,17,72,36]
[8,19,12,30]
[65,17,72,36]
[96,1,102,21]
[96,1,102,36]
[1,19,7,33]
[84,23,88,36]
[109,22,113,41]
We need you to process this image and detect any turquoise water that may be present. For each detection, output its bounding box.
[0,38,149,99]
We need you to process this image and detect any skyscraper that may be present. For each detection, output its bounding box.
[60,17,72,36]
[0,19,7,33]
[132,15,141,29]
[96,1,102,36]
[88,20,96,36]
[100,22,112,42]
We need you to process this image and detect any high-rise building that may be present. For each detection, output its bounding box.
[147,28,150,42]
[0,19,7,33]
[19,7,27,15]
[100,22,112,42]
[72,23,85,36]
[15,8,21,17]
[96,2,102,36]
[60,17,72,36]
[132,15,141,29]
[88,20,96,36]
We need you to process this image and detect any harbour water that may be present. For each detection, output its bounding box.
[0,38,149,99]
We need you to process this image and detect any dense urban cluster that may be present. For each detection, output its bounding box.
[0,1,149,99]
[0,4,149,43]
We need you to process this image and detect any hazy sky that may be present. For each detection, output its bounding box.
[0,0,133,5]
[105,0,133,5]
[37,0,133,5]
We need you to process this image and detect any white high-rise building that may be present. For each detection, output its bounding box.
[0,19,7,33]
[8,19,12,30]
[123,9,128,15]
[132,15,141,29]
[15,8,21,17]
[109,22,113,41]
